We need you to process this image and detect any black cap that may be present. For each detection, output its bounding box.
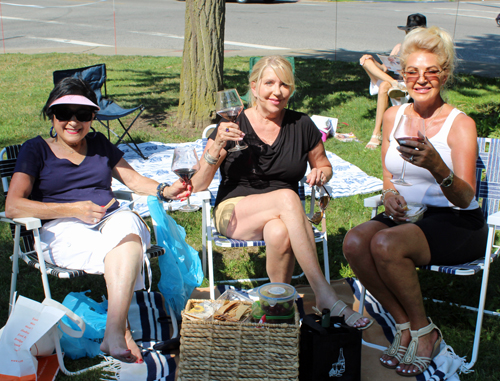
[398,14,427,31]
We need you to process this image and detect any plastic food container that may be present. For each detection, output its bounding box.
[251,301,295,324]
[405,203,427,223]
[257,283,297,317]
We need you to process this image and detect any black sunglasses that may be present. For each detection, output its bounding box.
[51,106,95,122]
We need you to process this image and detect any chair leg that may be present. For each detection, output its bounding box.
[322,219,330,284]
[208,240,215,301]
[9,225,22,316]
[33,228,52,300]
[464,225,495,370]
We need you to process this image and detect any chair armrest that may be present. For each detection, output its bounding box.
[364,194,382,208]
[0,212,42,230]
[487,211,500,226]
[195,190,212,201]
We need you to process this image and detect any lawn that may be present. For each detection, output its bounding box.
[0,53,499,380]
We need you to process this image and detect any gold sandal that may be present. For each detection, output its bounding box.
[396,318,443,377]
[365,134,382,149]
[313,300,374,331]
[380,321,410,369]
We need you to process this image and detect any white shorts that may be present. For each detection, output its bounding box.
[369,79,409,106]
[40,209,151,290]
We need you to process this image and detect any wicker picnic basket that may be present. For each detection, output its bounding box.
[177,299,301,381]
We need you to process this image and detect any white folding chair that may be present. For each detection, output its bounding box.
[197,125,330,300]
[358,137,500,370]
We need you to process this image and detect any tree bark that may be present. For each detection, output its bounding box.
[177,0,225,130]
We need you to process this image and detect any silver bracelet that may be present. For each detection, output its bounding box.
[204,151,219,165]
[381,189,399,203]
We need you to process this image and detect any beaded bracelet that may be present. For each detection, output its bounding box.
[381,189,400,203]
[204,151,219,165]
[157,182,172,202]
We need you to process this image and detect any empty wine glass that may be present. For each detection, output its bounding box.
[391,115,425,186]
[216,88,247,152]
[171,146,200,212]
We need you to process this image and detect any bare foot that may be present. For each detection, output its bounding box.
[125,328,143,363]
[100,329,140,363]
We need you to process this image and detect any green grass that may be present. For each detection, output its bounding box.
[0,53,499,380]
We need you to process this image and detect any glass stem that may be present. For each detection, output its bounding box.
[400,161,407,181]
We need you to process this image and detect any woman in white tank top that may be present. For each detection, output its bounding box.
[343,27,487,377]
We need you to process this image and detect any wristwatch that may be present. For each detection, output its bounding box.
[439,170,454,188]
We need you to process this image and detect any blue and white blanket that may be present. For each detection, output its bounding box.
[113,140,383,216]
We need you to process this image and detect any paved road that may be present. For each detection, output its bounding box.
[1,0,499,76]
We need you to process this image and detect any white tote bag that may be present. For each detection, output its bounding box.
[0,296,85,381]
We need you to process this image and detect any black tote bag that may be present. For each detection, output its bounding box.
[299,314,362,381]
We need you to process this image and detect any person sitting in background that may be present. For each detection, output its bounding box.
[361,13,427,149]
[191,55,373,330]
[343,26,487,376]
[5,77,191,364]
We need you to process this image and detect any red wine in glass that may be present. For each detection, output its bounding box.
[173,168,197,182]
[216,89,247,152]
[391,115,425,186]
[171,146,200,212]
[217,106,244,122]
[396,136,425,148]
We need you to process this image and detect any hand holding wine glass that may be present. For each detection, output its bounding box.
[171,146,200,212]
[391,115,425,186]
[216,88,247,152]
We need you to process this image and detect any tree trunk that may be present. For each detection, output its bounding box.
[177,0,225,130]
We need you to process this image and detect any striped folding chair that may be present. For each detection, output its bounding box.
[197,125,330,300]
[358,137,500,370]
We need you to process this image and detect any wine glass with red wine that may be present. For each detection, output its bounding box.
[216,88,247,152]
[391,115,425,186]
[171,146,201,212]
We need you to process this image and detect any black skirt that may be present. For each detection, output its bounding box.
[372,206,488,265]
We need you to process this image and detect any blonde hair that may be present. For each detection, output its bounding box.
[400,26,456,83]
[248,56,295,107]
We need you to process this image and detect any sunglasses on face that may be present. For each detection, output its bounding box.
[51,106,95,122]
[403,69,442,82]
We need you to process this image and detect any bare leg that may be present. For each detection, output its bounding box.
[371,227,439,374]
[372,80,392,138]
[360,56,398,87]
[100,234,143,363]
[344,221,440,371]
[227,189,371,328]
[263,218,295,283]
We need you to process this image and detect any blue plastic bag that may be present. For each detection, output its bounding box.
[60,291,108,359]
[148,196,203,319]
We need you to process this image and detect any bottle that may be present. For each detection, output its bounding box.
[321,308,330,328]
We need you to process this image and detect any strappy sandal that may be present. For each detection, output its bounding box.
[380,321,410,369]
[396,318,443,377]
[313,300,374,331]
[365,134,382,149]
